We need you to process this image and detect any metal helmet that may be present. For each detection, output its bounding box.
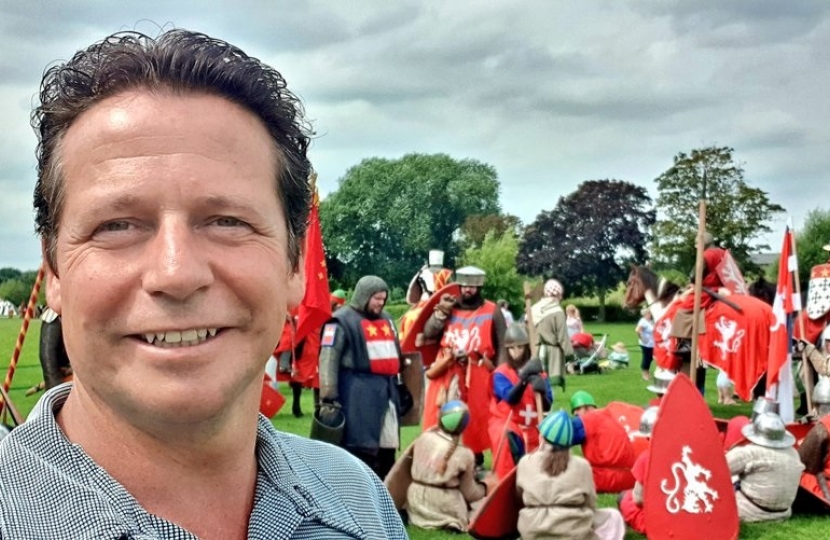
[455,266,486,287]
[702,231,715,248]
[504,323,530,348]
[741,411,795,449]
[813,375,830,406]
[539,410,574,448]
[646,368,676,395]
[639,406,659,436]
[544,279,564,298]
[439,400,471,435]
[570,390,596,412]
[750,397,780,423]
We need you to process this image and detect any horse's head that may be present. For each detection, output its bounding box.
[624,265,646,309]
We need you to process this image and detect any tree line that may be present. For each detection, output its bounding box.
[4,146,826,318]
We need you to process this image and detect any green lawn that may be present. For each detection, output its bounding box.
[0,318,827,538]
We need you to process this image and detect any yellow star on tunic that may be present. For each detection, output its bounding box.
[381,324,392,336]
[367,325,379,337]
[317,272,324,280]
[822,268,830,278]
[320,260,327,268]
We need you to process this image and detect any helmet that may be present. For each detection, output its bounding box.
[750,397,780,422]
[570,390,596,412]
[544,279,563,298]
[539,410,574,448]
[813,375,830,405]
[455,266,486,287]
[741,411,795,449]
[504,323,529,347]
[646,368,676,394]
[702,231,715,248]
[439,400,470,435]
[639,406,659,436]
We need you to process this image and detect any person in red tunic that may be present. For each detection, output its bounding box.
[569,390,636,493]
[488,324,552,478]
[618,448,650,535]
[422,266,508,468]
[798,376,830,501]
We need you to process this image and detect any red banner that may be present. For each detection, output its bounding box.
[767,226,799,388]
[294,191,332,344]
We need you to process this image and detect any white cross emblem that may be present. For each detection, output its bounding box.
[519,403,537,426]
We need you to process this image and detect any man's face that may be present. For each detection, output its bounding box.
[367,291,387,315]
[460,285,479,301]
[45,90,303,425]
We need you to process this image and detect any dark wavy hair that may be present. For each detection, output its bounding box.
[32,29,312,271]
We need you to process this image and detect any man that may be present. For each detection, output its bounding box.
[0,29,404,539]
[488,323,552,478]
[532,278,573,390]
[727,411,803,523]
[798,375,830,501]
[421,266,507,467]
[317,275,404,480]
[570,390,636,493]
[670,232,727,347]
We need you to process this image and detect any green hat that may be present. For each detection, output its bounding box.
[570,390,596,412]
[439,400,470,435]
[539,410,574,448]
[332,289,347,300]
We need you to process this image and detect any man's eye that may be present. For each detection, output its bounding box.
[96,221,131,233]
[214,217,245,227]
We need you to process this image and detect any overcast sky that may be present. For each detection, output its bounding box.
[2,0,828,270]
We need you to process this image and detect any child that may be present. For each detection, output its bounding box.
[516,410,625,540]
[407,400,494,532]
[489,323,552,478]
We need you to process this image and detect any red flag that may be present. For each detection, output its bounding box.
[294,191,332,343]
[767,226,800,388]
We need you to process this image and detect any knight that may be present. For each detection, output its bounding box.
[796,242,830,345]
[727,411,803,522]
[798,375,830,501]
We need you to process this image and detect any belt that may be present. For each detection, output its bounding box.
[412,479,458,490]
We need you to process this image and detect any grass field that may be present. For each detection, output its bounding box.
[0,318,827,538]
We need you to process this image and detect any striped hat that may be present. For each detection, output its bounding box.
[539,410,574,448]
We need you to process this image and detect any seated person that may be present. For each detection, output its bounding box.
[728,412,803,523]
[570,391,636,493]
[618,449,650,536]
[517,410,624,540]
[603,342,629,370]
[797,376,830,501]
[407,400,494,532]
[489,324,552,478]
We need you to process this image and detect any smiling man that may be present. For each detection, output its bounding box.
[0,29,405,540]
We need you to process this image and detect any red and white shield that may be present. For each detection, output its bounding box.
[645,373,739,540]
[714,250,748,295]
[807,264,830,320]
[605,401,645,437]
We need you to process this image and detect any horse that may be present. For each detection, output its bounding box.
[624,265,776,402]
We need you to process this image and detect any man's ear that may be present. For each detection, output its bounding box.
[287,251,305,311]
[42,241,61,315]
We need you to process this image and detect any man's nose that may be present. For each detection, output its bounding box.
[141,219,213,300]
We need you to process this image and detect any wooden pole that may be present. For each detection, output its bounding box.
[1,265,44,416]
[690,202,707,381]
[790,226,813,414]
[523,282,545,419]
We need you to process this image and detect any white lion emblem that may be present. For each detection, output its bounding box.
[713,316,744,359]
[660,446,719,514]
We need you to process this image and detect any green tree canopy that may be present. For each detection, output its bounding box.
[517,179,655,318]
[458,213,522,251]
[460,230,524,318]
[320,153,500,288]
[652,146,785,274]
[0,268,22,284]
[793,208,830,286]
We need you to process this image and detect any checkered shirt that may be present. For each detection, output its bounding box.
[0,385,407,539]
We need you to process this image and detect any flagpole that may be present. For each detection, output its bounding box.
[789,222,813,413]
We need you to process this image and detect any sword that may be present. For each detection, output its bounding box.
[702,287,743,313]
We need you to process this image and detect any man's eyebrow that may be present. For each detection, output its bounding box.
[197,195,263,213]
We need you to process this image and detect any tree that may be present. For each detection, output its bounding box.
[460,230,524,318]
[320,153,500,288]
[0,279,29,307]
[793,208,830,287]
[652,146,785,274]
[458,213,522,251]
[0,268,22,285]
[517,180,655,319]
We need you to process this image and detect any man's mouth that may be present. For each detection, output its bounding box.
[139,328,220,348]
